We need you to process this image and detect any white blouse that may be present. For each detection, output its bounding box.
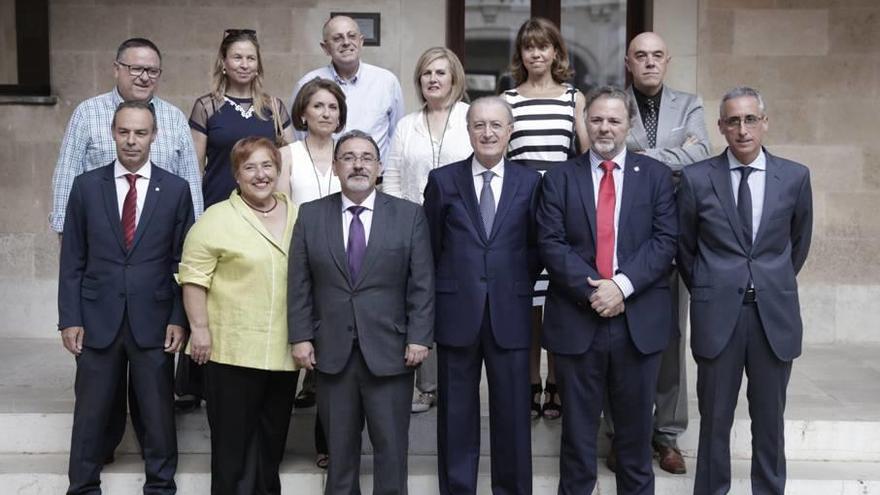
[382,101,472,204]
[285,140,341,206]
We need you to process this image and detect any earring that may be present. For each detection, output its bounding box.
[302,118,307,125]
[222,68,227,75]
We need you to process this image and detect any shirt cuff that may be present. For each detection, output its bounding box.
[611,273,635,299]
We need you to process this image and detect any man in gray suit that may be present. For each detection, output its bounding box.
[678,87,812,495]
[606,31,712,474]
[288,130,434,495]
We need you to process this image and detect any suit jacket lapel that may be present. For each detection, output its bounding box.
[574,154,597,244]
[455,162,488,244]
[626,87,649,150]
[618,152,640,233]
[353,192,389,288]
[324,194,351,285]
[656,88,679,147]
[708,153,750,252]
[754,151,782,248]
[100,165,126,252]
[129,166,161,255]
[489,159,521,240]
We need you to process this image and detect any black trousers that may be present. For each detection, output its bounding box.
[694,302,792,495]
[555,316,661,495]
[67,319,177,495]
[204,361,298,495]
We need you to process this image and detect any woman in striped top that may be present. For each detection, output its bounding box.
[502,17,590,421]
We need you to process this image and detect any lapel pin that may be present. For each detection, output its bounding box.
[155,187,160,191]
[634,166,640,172]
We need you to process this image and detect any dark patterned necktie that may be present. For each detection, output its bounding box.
[122,173,140,250]
[645,99,658,148]
[347,205,366,281]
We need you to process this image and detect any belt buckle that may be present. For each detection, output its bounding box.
[743,288,757,303]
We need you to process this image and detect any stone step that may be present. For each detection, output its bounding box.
[1,453,878,494]
[3,409,880,464]
[2,339,880,463]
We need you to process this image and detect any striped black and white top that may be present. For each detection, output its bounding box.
[503,86,578,305]
[503,85,577,166]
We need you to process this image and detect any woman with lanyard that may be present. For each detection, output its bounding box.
[180,28,294,412]
[502,17,590,422]
[275,76,346,470]
[383,46,471,414]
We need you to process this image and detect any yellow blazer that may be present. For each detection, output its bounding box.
[180,191,298,371]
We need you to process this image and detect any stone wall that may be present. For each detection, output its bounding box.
[696,0,880,343]
[0,0,444,338]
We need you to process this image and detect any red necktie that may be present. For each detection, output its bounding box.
[596,160,617,279]
[122,173,139,250]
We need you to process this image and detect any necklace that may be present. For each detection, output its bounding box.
[425,106,453,169]
[241,195,278,217]
[224,96,255,119]
[303,137,334,198]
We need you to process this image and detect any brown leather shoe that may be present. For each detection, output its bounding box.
[605,444,617,473]
[654,442,687,474]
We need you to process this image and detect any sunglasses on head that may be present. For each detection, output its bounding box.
[223,29,257,39]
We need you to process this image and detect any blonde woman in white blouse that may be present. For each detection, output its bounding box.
[383,47,472,205]
[277,77,345,205]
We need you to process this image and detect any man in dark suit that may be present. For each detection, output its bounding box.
[288,130,434,495]
[424,96,541,495]
[604,31,713,475]
[537,86,678,495]
[678,87,812,495]
[58,100,193,494]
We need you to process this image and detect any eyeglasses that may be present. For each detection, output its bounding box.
[224,28,257,39]
[722,114,765,129]
[336,153,378,166]
[115,61,162,79]
[327,32,361,45]
[469,121,509,134]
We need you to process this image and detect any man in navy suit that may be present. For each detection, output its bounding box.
[537,86,677,495]
[424,96,541,495]
[58,100,193,494]
[679,87,812,495]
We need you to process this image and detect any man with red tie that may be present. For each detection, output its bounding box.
[58,100,193,494]
[537,86,678,495]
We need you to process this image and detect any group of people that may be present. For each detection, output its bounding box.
[52,12,813,495]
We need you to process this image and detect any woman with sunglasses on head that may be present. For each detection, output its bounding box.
[189,29,295,209]
[502,17,590,422]
[177,29,295,412]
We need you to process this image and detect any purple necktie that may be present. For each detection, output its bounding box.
[347,205,366,281]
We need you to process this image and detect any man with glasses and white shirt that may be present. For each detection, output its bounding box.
[289,130,434,495]
[678,87,813,495]
[291,15,404,160]
[50,37,202,465]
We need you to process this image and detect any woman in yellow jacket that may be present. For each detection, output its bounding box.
[180,136,298,494]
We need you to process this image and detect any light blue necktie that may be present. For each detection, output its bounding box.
[479,170,495,236]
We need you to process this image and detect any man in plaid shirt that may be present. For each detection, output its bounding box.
[50,38,203,233]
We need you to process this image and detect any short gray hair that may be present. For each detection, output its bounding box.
[334,129,380,160]
[466,96,515,126]
[720,86,766,116]
[585,85,636,122]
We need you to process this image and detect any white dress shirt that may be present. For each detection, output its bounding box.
[588,149,635,298]
[114,160,152,227]
[341,189,377,247]
[471,156,504,204]
[727,148,766,242]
